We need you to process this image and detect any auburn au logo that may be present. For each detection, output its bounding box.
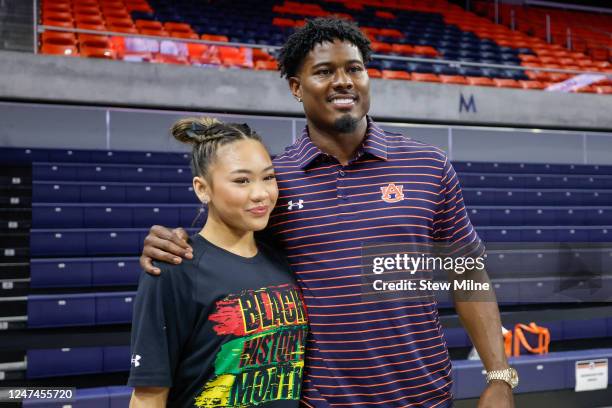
[380,183,404,203]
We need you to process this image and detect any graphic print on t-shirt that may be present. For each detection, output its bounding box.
[194,283,307,407]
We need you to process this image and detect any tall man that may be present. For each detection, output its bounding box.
[140,18,516,407]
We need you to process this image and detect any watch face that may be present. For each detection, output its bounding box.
[510,368,519,388]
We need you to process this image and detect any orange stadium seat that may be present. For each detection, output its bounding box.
[171,31,198,39]
[140,28,169,37]
[106,16,133,26]
[493,78,521,88]
[41,31,77,45]
[80,45,116,59]
[391,44,414,55]
[151,54,189,65]
[370,42,392,53]
[595,86,612,94]
[43,3,71,13]
[378,28,403,38]
[382,70,410,80]
[74,7,102,18]
[135,20,163,30]
[40,43,78,56]
[202,34,229,42]
[412,45,437,57]
[519,54,539,62]
[76,17,105,29]
[186,42,207,59]
[77,23,107,34]
[252,48,274,62]
[575,86,596,93]
[367,68,382,78]
[375,10,395,19]
[272,17,295,27]
[41,10,72,21]
[42,17,74,28]
[467,77,495,86]
[79,34,110,48]
[519,80,546,90]
[108,24,138,34]
[104,9,131,18]
[411,73,440,82]
[254,60,278,71]
[164,22,192,33]
[440,75,468,85]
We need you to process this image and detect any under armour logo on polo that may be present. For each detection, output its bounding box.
[287,199,304,210]
[131,354,142,367]
[380,183,404,203]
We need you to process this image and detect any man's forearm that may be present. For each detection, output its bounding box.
[454,268,509,371]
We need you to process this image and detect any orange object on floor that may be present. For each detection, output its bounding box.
[513,323,550,357]
[503,329,512,358]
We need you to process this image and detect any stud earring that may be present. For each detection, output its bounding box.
[296,97,302,102]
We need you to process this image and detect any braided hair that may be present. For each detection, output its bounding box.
[171,117,263,179]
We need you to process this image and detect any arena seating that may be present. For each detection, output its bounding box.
[473,0,611,62]
[36,0,612,92]
[1,146,611,405]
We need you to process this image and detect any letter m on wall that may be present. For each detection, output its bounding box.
[459,93,477,113]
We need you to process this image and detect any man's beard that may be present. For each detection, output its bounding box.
[333,114,359,133]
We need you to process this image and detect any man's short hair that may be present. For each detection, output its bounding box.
[278,17,373,79]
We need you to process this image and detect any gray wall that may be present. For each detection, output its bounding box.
[1,51,611,131]
[2,101,612,164]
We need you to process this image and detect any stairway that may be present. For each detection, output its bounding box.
[0,0,34,52]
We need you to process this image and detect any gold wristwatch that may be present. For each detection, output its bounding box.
[485,367,519,389]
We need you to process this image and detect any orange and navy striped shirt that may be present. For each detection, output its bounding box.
[268,117,483,407]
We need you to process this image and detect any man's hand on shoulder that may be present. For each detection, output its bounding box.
[140,225,193,275]
[478,381,514,408]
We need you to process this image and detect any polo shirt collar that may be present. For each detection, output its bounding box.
[296,116,389,170]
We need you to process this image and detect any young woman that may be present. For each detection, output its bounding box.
[128,118,308,408]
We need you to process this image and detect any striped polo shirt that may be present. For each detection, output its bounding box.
[268,117,483,407]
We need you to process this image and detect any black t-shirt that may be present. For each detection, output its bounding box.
[128,234,308,408]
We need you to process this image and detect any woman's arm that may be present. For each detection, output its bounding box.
[130,387,169,408]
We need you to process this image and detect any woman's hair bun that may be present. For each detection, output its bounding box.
[171,116,224,145]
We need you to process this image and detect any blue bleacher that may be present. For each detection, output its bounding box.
[28,292,135,328]
[22,386,131,407]
[26,346,130,379]
[454,349,612,399]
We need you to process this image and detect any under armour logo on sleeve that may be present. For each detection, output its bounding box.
[287,199,304,210]
[131,354,142,367]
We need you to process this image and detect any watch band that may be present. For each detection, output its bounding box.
[486,367,519,389]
